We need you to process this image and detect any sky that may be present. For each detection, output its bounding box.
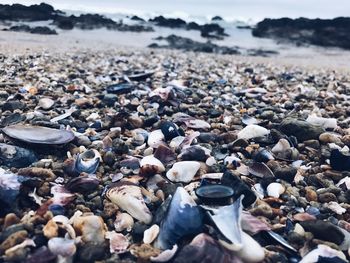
[1,0,349,22]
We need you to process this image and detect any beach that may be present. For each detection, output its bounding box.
[1,2,350,263]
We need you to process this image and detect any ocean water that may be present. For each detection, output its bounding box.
[1,0,350,24]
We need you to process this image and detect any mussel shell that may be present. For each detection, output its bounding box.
[160,121,180,141]
[106,82,133,94]
[330,149,350,171]
[66,175,99,194]
[178,146,208,162]
[155,187,203,250]
[75,150,100,174]
[253,148,274,163]
[2,125,75,145]
[0,143,38,168]
[128,71,155,81]
[195,185,234,206]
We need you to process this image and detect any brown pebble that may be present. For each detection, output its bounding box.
[37,182,51,196]
[305,187,318,202]
[3,213,20,229]
[17,167,56,181]
[43,220,58,239]
[0,230,27,253]
[342,135,350,146]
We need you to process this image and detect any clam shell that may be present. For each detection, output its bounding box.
[266,183,285,198]
[140,155,165,176]
[106,181,152,224]
[148,129,165,148]
[166,161,201,183]
[248,162,275,178]
[2,125,75,145]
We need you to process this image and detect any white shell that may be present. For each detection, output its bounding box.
[150,244,178,262]
[306,115,337,129]
[143,224,160,244]
[166,161,201,183]
[267,183,285,198]
[325,202,346,215]
[272,139,291,153]
[147,129,165,148]
[48,237,76,257]
[300,245,346,263]
[234,232,265,263]
[237,125,270,140]
[140,155,165,173]
[184,119,211,129]
[72,213,106,244]
[114,212,134,232]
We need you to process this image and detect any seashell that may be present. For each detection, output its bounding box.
[169,136,185,150]
[50,184,76,206]
[2,125,75,145]
[241,211,271,235]
[120,157,140,170]
[150,244,178,262]
[272,138,291,153]
[48,237,76,257]
[266,183,285,198]
[150,86,172,100]
[306,114,337,129]
[166,161,201,183]
[72,213,107,244]
[43,219,58,239]
[65,174,99,194]
[128,70,155,81]
[146,174,168,191]
[50,107,76,123]
[114,212,134,232]
[0,143,38,168]
[106,82,133,94]
[148,129,165,148]
[38,97,54,110]
[237,124,270,140]
[248,162,275,178]
[178,145,210,162]
[179,131,200,149]
[4,239,36,260]
[160,121,181,141]
[153,144,176,165]
[140,155,165,176]
[155,187,203,250]
[266,230,297,253]
[173,234,242,263]
[202,196,243,251]
[200,173,223,180]
[184,119,211,129]
[242,114,258,125]
[195,184,234,205]
[106,231,129,254]
[106,181,153,224]
[336,177,350,190]
[143,224,160,244]
[253,148,274,162]
[130,243,161,260]
[300,244,346,263]
[235,232,265,263]
[75,149,101,174]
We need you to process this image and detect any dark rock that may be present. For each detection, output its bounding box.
[211,16,223,21]
[149,15,187,28]
[0,3,60,21]
[253,17,350,50]
[198,132,219,143]
[0,143,38,168]
[106,82,134,94]
[200,23,228,39]
[130,15,145,22]
[279,118,325,142]
[273,165,297,183]
[26,246,56,263]
[77,242,107,262]
[2,100,25,111]
[330,149,350,171]
[299,220,345,245]
[5,24,57,34]
[102,94,118,107]
[0,112,25,127]
[149,35,240,55]
[54,17,74,30]
[160,121,181,141]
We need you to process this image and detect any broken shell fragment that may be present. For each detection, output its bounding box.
[48,237,76,257]
[75,149,101,174]
[151,244,178,262]
[237,124,270,140]
[65,175,99,194]
[2,125,75,145]
[106,231,129,254]
[106,181,153,224]
[166,161,201,183]
[143,224,160,244]
[72,213,107,244]
[148,129,165,148]
[140,155,165,176]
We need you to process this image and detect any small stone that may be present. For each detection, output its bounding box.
[0,230,27,253]
[305,187,318,202]
[319,132,342,144]
[318,192,337,203]
[75,135,91,146]
[280,118,325,142]
[304,139,320,149]
[2,101,25,111]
